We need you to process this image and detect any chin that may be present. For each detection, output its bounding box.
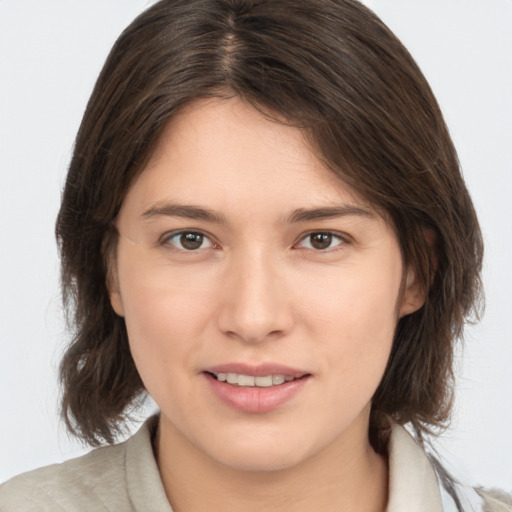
[200,432,316,473]
[214,449,306,473]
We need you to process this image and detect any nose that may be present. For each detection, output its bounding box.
[216,248,294,344]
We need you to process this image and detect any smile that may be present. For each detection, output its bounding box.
[212,372,297,387]
[203,367,311,413]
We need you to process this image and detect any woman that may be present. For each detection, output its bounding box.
[0,0,509,510]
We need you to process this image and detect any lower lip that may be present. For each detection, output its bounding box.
[204,373,309,413]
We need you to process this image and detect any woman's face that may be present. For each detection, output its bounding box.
[110,97,422,471]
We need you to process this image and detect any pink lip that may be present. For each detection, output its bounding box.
[203,363,311,414]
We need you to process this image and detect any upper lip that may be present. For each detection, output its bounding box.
[204,363,310,378]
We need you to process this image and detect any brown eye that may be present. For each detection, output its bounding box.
[310,233,333,250]
[297,232,344,251]
[165,231,213,251]
[180,232,204,250]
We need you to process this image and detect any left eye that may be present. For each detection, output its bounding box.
[164,231,214,251]
[297,232,344,251]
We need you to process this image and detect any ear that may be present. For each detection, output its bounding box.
[399,267,425,318]
[108,277,125,317]
[104,236,125,317]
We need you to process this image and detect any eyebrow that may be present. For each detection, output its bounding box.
[141,202,374,224]
[142,203,228,224]
[287,205,374,223]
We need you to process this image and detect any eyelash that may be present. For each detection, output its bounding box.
[295,231,347,251]
[160,230,219,251]
[160,230,349,253]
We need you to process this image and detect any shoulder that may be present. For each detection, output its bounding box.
[0,441,129,512]
[388,424,512,512]
[0,416,166,512]
[477,488,512,512]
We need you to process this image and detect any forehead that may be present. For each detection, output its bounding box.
[123,97,374,217]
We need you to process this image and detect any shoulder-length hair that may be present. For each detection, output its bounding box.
[56,0,483,447]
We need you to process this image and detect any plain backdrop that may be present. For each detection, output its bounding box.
[1,0,511,489]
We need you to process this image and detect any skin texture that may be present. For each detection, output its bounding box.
[109,97,423,512]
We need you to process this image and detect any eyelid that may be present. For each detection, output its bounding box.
[294,230,351,250]
[159,228,220,250]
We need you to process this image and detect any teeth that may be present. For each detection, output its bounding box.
[255,375,272,387]
[272,375,285,385]
[238,374,255,386]
[214,372,297,387]
[227,373,238,384]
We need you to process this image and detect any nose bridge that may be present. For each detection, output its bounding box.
[217,242,291,343]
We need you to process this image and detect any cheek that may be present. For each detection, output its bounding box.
[117,258,221,381]
[303,260,401,332]
[118,275,220,419]
[300,260,401,384]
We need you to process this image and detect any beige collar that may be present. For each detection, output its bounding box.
[386,424,444,511]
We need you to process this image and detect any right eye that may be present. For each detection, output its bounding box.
[163,231,215,251]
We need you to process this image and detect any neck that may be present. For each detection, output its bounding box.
[155,414,388,512]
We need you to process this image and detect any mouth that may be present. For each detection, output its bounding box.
[202,365,311,413]
[205,371,307,388]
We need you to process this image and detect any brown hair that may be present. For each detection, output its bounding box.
[56,0,483,447]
